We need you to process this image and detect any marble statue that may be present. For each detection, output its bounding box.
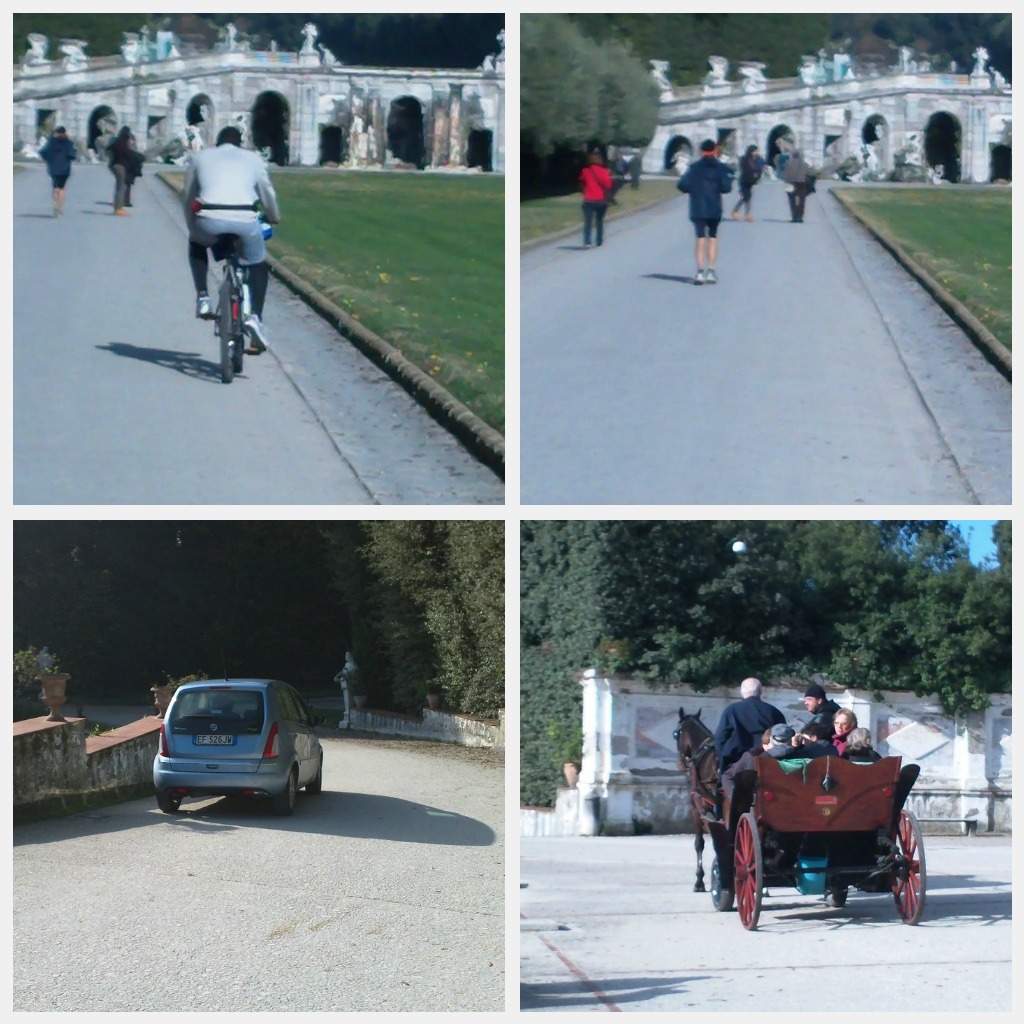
[704,55,729,87]
[649,60,674,98]
[738,62,766,93]
[222,22,238,52]
[495,27,505,72]
[36,647,54,672]
[672,149,691,175]
[121,32,141,64]
[301,23,318,55]
[992,69,1006,89]
[320,45,337,68]
[59,39,88,71]
[929,164,945,184]
[972,47,989,76]
[24,33,49,66]
[481,54,495,73]
[898,46,914,74]
[799,53,826,85]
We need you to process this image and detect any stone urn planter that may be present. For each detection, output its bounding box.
[563,762,580,790]
[151,683,175,718]
[352,694,367,710]
[426,691,442,711]
[37,673,71,722]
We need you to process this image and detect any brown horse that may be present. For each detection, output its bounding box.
[673,707,719,892]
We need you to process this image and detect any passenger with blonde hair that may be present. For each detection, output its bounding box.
[831,709,858,756]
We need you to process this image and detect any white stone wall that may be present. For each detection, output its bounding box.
[572,672,1010,836]
[13,51,504,171]
[646,73,1010,182]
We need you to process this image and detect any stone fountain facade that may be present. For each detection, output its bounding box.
[13,22,505,172]
[646,46,1011,184]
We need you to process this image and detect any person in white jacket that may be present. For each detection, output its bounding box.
[183,125,280,350]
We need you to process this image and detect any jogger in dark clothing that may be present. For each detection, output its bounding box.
[731,144,765,221]
[676,139,734,285]
[39,126,77,217]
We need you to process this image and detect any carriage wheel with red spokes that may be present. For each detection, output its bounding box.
[734,811,763,930]
[892,810,927,924]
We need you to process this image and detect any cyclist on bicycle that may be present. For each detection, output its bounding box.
[183,125,280,351]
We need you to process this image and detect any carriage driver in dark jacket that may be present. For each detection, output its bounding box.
[802,682,843,732]
[713,677,787,776]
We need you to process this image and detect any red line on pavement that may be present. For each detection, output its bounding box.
[537,932,621,1012]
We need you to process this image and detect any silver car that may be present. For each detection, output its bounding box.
[153,678,323,816]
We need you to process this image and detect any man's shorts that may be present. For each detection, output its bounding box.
[693,217,721,238]
[50,174,69,189]
[189,214,266,265]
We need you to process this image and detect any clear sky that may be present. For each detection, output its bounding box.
[949,520,999,566]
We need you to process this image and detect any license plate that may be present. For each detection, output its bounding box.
[195,734,235,745]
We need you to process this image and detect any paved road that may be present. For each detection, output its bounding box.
[14,162,502,504]
[520,834,1010,1012]
[14,734,504,1011]
[521,181,1010,504]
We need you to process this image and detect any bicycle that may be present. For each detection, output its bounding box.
[212,233,249,384]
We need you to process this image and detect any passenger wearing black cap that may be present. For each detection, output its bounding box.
[39,125,77,217]
[802,682,842,731]
[713,677,786,775]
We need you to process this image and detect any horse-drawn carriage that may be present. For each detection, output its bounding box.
[675,708,926,930]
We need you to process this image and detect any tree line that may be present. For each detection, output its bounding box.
[12,13,504,68]
[13,521,504,719]
[520,521,1009,807]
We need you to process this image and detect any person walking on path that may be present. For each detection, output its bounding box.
[579,150,614,248]
[731,144,764,222]
[783,148,814,223]
[39,126,77,217]
[109,126,140,215]
[676,138,733,285]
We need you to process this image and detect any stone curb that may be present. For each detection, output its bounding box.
[831,188,1011,381]
[521,190,678,251]
[157,172,505,478]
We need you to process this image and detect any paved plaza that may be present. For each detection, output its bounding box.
[520,180,1010,505]
[13,162,502,505]
[520,833,1011,1012]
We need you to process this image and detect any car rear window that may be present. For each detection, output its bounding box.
[170,689,266,734]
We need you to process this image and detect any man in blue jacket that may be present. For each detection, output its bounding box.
[714,677,786,775]
[677,138,733,285]
[39,126,77,217]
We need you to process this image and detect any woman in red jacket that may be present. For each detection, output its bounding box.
[579,150,614,248]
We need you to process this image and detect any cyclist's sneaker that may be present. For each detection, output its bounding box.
[705,269,718,285]
[244,314,268,353]
[195,294,214,320]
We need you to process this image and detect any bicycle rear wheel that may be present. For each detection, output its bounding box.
[217,270,236,383]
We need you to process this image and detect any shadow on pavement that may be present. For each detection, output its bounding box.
[16,789,497,848]
[556,244,591,251]
[96,341,224,383]
[643,272,695,284]
[174,790,500,847]
[521,974,710,1011]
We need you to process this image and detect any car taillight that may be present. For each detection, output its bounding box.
[159,723,169,757]
[263,722,280,758]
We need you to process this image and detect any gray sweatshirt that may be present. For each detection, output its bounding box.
[183,144,280,225]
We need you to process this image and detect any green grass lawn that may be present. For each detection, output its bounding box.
[166,169,504,432]
[521,178,680,243]
[835,187,1011,351]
